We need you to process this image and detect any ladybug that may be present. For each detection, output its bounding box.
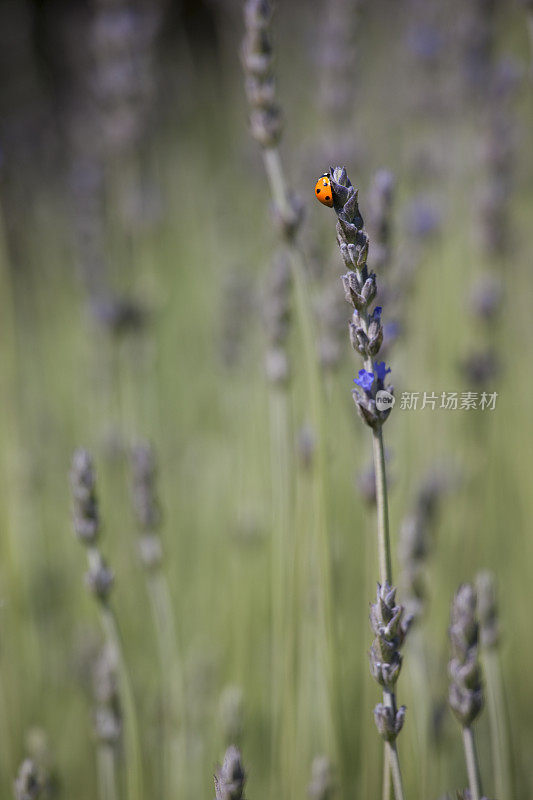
[314,173,333,207]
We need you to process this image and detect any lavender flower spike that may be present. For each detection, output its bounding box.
[214,746,246,800]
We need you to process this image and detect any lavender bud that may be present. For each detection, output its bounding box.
[361,274,377,304]
[341,272,364,309]
[214,746,246,800]
[249,107,282,148]
[349,323,368,355]
[352,391,378,428]
[70,449,100,545]
[373,703,406,742]
[85,555,114,602]
[14,760,41,800]
[131,443,161,532]
[369,583,408,689]
[448,584,484,727]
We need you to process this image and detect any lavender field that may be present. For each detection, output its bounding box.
[1,1,533,799]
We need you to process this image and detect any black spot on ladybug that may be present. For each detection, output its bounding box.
[325,195,331,201]
[316,188,321,193]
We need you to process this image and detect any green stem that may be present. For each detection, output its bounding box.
[100,604,143,800]
[484,648,512,800]
[386,743,405,800]
[268,386,293,791]
[462,726,482,800]
[97,743,119,800]
[146,569,185,800]
[382,747,391,800]
[85,545,143,800]
[371,424,392,586]
[262,147,294,220]
[368,420,404,800]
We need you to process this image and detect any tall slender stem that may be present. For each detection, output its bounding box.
[99,599,143,800]
[263,148,293,221]
[146,570,185,799]
[462,726,482,800]
[387,743,404,800]
[382,747,391,800]
[370,422,404,800]
[371,424,392,586]
[484,649,512,800]
[96,743,119,800]
[268,386,292,789]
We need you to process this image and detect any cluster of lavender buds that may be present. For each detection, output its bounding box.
[398,471,450,624]
[214,746,246,800]
[241,0,281,150]
[70,449,114,603]
[307,755,335,800]
[14,759,42,800]
[92,644,122,745]
[131,443,163,571]
[25,728,60,799]
[89,0,163,158]
[328,166,393,428]
[448,584,484,728]
[477,59,520,258]
[241,0,302,240]
[370,584,408,742]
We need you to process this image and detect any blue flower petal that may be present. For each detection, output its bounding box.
[354,369,375,391]
[374,361,391,382]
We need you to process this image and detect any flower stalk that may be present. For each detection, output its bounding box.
[131,442,185,800]
[448,584,485,800]
[328,166,405,800]
[476,571,512,800]
[70,449,142,800]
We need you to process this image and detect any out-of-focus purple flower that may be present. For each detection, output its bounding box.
[374,361,391,383]
[407,24,444,64]
[384,320,402,343]
[354,369,374,392]
[470,275,503,321]
[405,197,442,239]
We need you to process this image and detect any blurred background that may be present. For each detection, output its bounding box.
[1,0,533,798]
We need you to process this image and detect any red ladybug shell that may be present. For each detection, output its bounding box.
[314,173,333,207]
